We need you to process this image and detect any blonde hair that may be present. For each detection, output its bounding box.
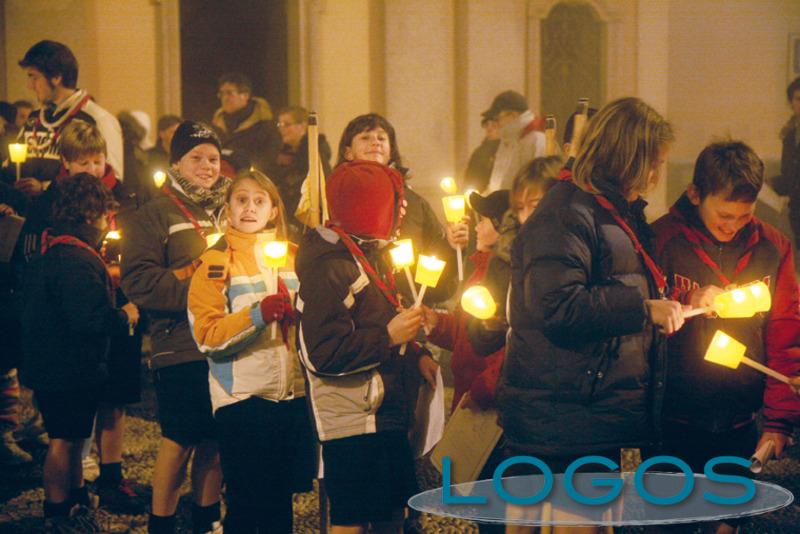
[572,97,673,198]
[59,120,107,162]
[512,155,563,198]
[225,169,288,239]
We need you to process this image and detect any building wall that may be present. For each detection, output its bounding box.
[4,0,159,144]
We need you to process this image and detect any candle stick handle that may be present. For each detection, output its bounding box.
[271,268,278,339]
[683,306,713,318]
[404,266,418,302]
[741,355,790,384]
[400,285,429,356]
[456,246,463,281]
[16,162,21,183]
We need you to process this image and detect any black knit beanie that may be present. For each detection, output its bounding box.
[170,120,222,164]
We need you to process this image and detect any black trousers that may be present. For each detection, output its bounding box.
[215,396,315,533]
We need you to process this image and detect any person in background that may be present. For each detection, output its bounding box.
[464,111,501,193]
[13,100,34,130]
[211,72,281,176]
[484,90,545,192]
[2,40,123,193]
[0,102,19,162]
[272,105,332,240]
[336,113,467,305]
[773,76,800,253]
[146,114,181,176]
[19,173,138,532]
[653,140,800,534]
[122,121,226,534]
[117,110,151,209]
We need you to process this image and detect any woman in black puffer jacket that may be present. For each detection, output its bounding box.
[497,97,686,469]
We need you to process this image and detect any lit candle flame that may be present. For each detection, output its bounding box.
[442,195,466,223]
[440,176,457,194]
[8,143,27,163]
[389,239,414,268]
[461,285,497,320]
[415,254,446,287]
[153,171,167,188]
[263,241,289,268]
[105,230,121,240]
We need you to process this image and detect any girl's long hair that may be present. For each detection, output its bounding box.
[225,169,288,239]
[572,97,674,199]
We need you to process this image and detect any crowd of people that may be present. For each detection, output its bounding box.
[2,38,800,534]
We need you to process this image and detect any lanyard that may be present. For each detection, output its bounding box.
[676,223,757,287]
[327,224,400,308]
[161,184,210,240]
[594,194,667,297]
[29,94,92,156]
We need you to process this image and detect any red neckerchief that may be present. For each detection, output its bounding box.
[161,184,209,240]
[327,224,400,308]
[41,231,113,301]
[670,206,760,287]
[594,194,667,297]
[29,94,92,155]
[520,119,540,139]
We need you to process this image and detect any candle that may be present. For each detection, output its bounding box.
[263,241,289,268]
[105,230,121,240]
[390,239,417,302]
[263,241,289,339]
[205,233,223,248]
[442,196,466,281]
[153,170,167,188]
[8,143,27,182]
[415,254,446,290]
[440,176,457,195]
[8,143,27,163]
[461,285,497,320]
[704,330,790,384]
[684,281,771,318]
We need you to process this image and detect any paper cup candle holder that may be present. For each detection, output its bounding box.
[704,330,790,384]
[684,281,771,318]
[461,285,497,320]
[8,143,27,182]
[390,239,418,302]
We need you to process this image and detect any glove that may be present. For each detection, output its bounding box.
[260,293,286,324]
[277,279,295,343]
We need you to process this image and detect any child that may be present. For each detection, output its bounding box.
[653,140,800,534]
[19,173,137,531]
[121,120,225,534]
[336,113,466,305]
[187,169,315,533]
[296,160,438,534]
[497,97,684,479]
[58,120,144,514]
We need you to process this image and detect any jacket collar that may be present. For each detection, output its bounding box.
[500,109,535,141]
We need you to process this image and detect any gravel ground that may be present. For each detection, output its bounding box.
[1,364,799,533]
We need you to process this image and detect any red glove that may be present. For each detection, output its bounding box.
[277,279,295,343]
[260,293,286,324]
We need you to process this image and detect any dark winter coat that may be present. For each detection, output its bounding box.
[20,223,129,391]
[211,97,281,176]
[653,194,800,435]
[497,179,666,457]
[295,226,425,442]
[121,182,221,369]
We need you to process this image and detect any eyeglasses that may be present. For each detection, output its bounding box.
[277,121,296,128]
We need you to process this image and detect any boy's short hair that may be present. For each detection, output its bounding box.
[59,120,107,162]
[18,40,79,89]
[52,173,116,226]
[691,140,764,203]
[787,77,800,102]
[277,106,309,124]
[217,72,252,94]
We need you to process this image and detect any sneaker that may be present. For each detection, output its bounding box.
[0,430,32,465]
[45,505,105,533]
[83,456,100,482]
[98,478,146,515]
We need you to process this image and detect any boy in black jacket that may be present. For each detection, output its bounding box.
[20,173,137,531]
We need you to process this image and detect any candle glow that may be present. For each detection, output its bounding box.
[105,230,121,240]
[263,241,289,268]
[205,233,223,248]
[440,176,457,194]
[704,330,746,369]
[415,255,446,288]
[389,239,414,268]
[461,285,497,320]
[153,170,167,188]
[8,143,27,163]
[442,195,466,223]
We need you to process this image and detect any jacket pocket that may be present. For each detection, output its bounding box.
[577,338,619,402]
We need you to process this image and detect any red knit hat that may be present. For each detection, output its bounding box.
[327,160,405,240]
